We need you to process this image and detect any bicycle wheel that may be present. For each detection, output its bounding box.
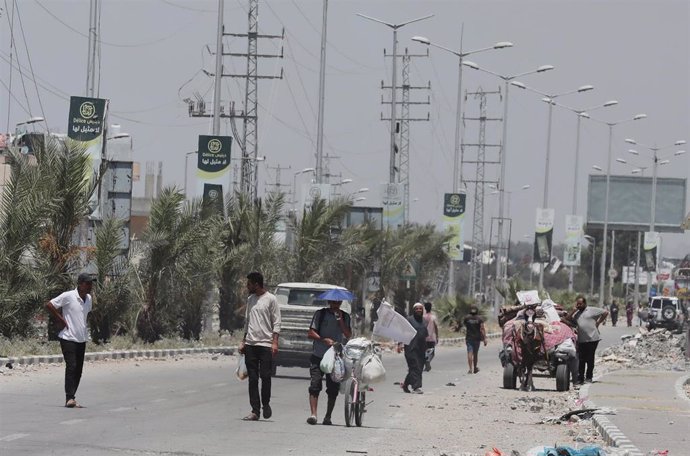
[355,390,365,427]
[344,378,356,427]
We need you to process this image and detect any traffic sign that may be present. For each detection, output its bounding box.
[608,268,618,279]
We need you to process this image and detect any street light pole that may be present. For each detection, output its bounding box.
[584,235,596,297]
[357,13,433,185]
[463,61,554,310]
[591,114,647,307]
[624,138,686,299]
[292,167,315,213]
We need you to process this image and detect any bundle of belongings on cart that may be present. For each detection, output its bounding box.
[498,290,577,367]
[320,337,386,393]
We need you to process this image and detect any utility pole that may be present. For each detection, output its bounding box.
[462,87,502,300]
[381,48,430,224]
[265,164,292,195]
[85,0,100,97]
[315,0,328,184]
[187,0,284,202]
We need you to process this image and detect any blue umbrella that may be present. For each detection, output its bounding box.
[317,288,355,301]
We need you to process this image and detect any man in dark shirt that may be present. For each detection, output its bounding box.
[306,299,352,425]
[397,303,428,394]
[463,306,486,374]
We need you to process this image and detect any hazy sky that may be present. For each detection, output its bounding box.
[2,0,688,255]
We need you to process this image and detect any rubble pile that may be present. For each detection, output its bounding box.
[597,328,688,372]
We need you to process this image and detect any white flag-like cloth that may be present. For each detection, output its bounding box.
[373,301,417,344]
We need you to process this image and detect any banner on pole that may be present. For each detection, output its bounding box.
[622,266,648,285]
[643,231,659,272]
[381,183,404,229]
[533,208,555,264]
[443,192,466,261]
[563,215,583,266]
[303,183,331,210]
[67,96,109,218]
[196,135,232,209]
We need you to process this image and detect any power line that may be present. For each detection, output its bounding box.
[4,0,33,128]
[34,0,194,48]
[15,0,48,129]
[0,77,31,117]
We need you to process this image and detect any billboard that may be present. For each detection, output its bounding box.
[443,192,466,261]
[196,135,231,210]
[563,215,583,266]
[67,96,109,218]
[381,183,404,229]
[533,208,555,264]
[586,175,687,232]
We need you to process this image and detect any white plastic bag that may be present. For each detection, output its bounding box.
[330,353,346,383]
[360,353,386,384]
[235,354,248,381]
[320,346,336,374]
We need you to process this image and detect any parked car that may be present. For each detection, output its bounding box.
[272,282,352,375]
[646,296,685,331]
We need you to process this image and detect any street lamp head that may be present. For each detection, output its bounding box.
[674,150,686,156]
[494,41,513,49]
[577,85,594,93]
[592,165,603,171]
[615,158,627,164]
[633,114,647,121]
[355,187,369,193]
[462,60,479,70]
[603,100,618,107]
[521,184,530,189]
[354,197,367,202]
[628,149,639,155]
[631,168,642,174]
[340,178,353,184]
[659,160,671,165]
[579,112,590,118]
[674,140,686,146]
[300,167,315,173]
[510,81,526,89]
[625,138,637,145]
[537,64,554,72]
[411,35,430,45]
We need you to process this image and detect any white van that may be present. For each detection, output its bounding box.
[273,283,352,374]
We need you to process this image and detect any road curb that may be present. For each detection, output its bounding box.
[674,373,690,406]
[0,346,235,367]
[437,331,501,345]
[579,371,644,456]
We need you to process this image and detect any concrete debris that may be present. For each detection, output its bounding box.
[597,328,688,373]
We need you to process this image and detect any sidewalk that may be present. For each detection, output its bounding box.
[583,368,690,456]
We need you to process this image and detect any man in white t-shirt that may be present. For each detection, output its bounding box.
[239,271,281,421]
[45,273,94,408]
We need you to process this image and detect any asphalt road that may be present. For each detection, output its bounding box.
[0,322,637,456]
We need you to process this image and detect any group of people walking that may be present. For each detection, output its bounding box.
[46,270,613,424]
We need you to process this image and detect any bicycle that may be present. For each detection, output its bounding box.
[341,338,381,427]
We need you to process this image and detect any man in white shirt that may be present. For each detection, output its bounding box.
[45,273,94,408]
[239,272,281,421]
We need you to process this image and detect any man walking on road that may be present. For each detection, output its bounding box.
[239,272,281,421]
[463,306,486,374]
[398,303,428,394]
[306,299,352,425]
[569,295,608,384]
[45,273,94,408]
[423,302,438,372]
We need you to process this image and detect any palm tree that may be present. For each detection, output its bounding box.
[216,191,288,331]
[137,188,219,341]
[0,137,97,337]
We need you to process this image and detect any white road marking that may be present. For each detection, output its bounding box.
[0,433,29,442]
[150,398,167,403]
[59,419,84,425]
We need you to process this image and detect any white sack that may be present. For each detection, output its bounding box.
[372,301,417,344]
[320,346,336,374]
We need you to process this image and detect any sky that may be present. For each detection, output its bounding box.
[2,0,688,257]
